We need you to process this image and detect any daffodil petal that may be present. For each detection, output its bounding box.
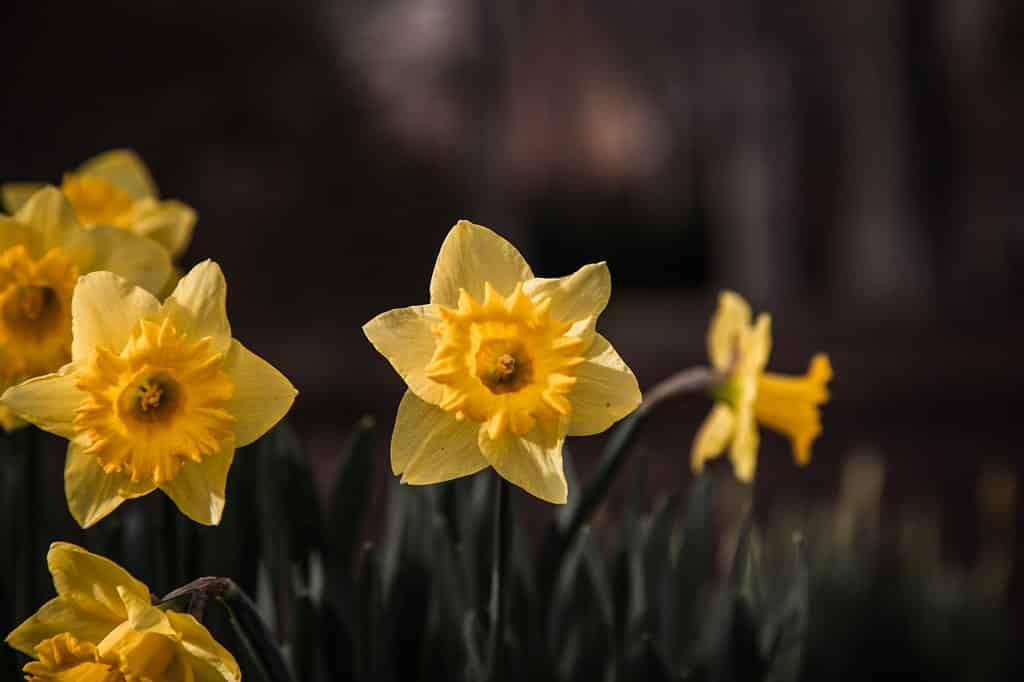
[4,596,117,656]
[1,181,45,213]
[166,611,242,682]
[71,271,160,362]
[523,261,610,343]
[84,225,173,295]
[14,186,81,251]
[65,442,154,529]
[363,305,443,405]
[690,403,735,473]
[48,542,150,618]
[707,290,752,371]
[159,443,235,526]
[221,340,296,447]
[78,149,158,200]
[729,409,759,483]
[0,368,83,439]
[478,427,568,504]
[566,333,641,436]
[118,586,177,637]
[163,261,231,353]
[429,220,534,307]
[738,313,772,380]
[0,215,33,252]
[132,199,196,256]
[391,390,488,483]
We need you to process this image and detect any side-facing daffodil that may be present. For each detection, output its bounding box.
[691,290,832,482]
[7,542,240,681]
[0,186,172,431]
[2,149,196,258]
[364,220,641,504]
[0,260,297,527]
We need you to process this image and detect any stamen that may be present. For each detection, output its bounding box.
[137,381,163,412]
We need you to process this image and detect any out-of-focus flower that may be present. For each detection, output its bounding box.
[2,149,196,257]
[0,260,297,527]
[0,187,172,431]
[691,290,832,481]
[6,542,240,681]
[364,220,641,503]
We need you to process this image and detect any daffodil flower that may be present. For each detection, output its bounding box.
[0,260,297,527]
[3,149,197,258]
[6,542,240,681]
[0,186,173,431]
[364,220,641,504]
[691,290,832,481]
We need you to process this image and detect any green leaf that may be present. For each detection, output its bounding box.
[763,534,808,682]
[325,416,376,591]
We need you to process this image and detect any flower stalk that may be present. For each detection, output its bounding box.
[486,475,512,681]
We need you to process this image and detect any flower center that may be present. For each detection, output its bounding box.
[74,318,236,485]
[753,353,832,465]
[0,244,78,380]
[60,173,135,228]
[23,633,123,682]
[426,282,584,439]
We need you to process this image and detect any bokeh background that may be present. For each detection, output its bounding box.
[2,0,1021,618]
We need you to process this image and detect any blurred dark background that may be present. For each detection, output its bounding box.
[1,0,1020,609]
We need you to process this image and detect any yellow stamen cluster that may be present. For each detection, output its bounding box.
[74,318,236,485]
[425,282,585,440]
[753,353,833,464]
[0,244,78,382]
[60,173,135,228]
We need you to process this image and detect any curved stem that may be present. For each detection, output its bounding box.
[486,476,512,682]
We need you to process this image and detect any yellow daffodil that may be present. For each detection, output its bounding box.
[364,220,641,504]
[691,290,832,482]
[7,542,240,681]
[2,149,196,258]
[0,260,297,527]
[0,186,172,431]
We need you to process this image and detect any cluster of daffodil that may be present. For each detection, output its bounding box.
[0,152,832,680]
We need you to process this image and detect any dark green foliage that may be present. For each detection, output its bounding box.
[0,422,1017,681]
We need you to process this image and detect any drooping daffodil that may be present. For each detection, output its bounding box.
[364,220,641,503]
[6,542,240,681]
[2,149,196,258]
[0,260,297,527]
[0,186,172,431]
[691,290,832,482]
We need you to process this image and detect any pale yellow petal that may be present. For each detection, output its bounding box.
[478,426,568,504]
[118,586,177,637]
[707,290,752,370]
[729,409,759,482]
[4,596,117,656]
[690,403,735,473]
[166,611,242,682]
[159,443,235,526]
[0,215,33,252]
[363,304,443,405]
[131,199,196,256]
[79,149,158,199]
[82,225,173,294]
[71,271,160,362]
[0,368,84,439]
[429,220,534,307]
[522,261,610,342]
[48,542,150,617]
[566,333,641,436]
[221,340,297,447]
[14,185,81,252]
[163,260,231,352]
[0,403,26,432]
[65,442,155,529]
[391,390,488,483]
[738,313,772,379]
[1,181,45,213]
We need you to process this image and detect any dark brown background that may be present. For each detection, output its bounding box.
[2,0,1021,602]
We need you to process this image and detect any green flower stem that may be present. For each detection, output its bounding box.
[486,475,512,682]
[159,577,296,682]
[560,365,719,557]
